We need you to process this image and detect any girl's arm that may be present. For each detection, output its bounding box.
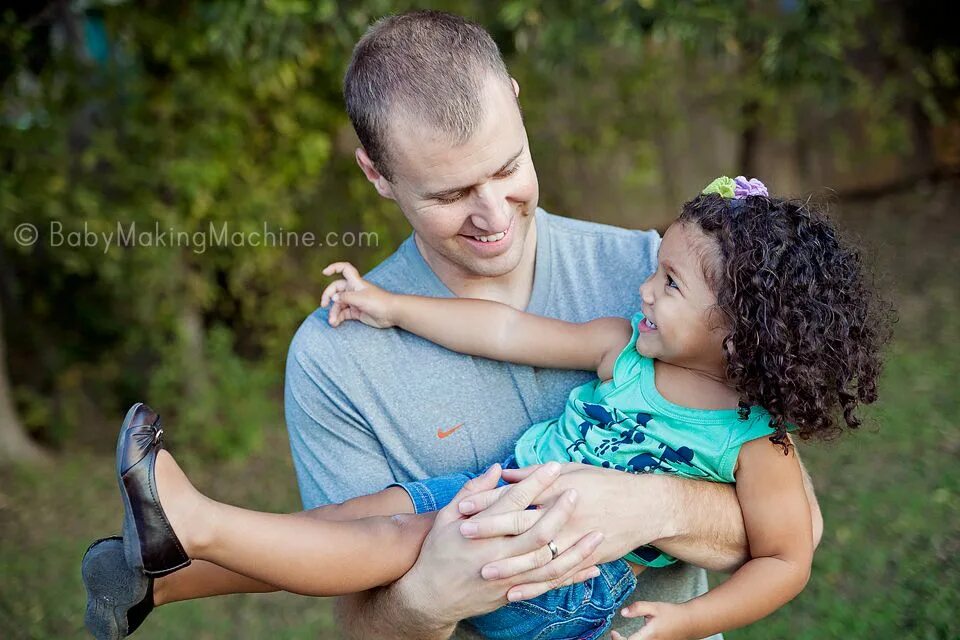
[321,262,631,376]
[615,437,814,640]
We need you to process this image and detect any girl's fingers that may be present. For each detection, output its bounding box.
[323,261,362,284]
[329,302,342,326]
[322,261,354,277]
[621,600,656,618]
[321,279,348,308]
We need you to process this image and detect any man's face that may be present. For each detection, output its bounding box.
[374,76,539,279]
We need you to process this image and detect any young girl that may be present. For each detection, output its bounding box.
[83,176,890,640]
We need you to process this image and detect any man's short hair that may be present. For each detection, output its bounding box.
[344,10,513,181]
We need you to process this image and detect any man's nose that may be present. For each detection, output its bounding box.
[469,183,511,232]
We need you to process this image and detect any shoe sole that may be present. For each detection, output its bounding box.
[82,537,147,640]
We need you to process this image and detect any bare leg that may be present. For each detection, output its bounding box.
[154,560,277,605]
[154,485,421,605]
[152,450,431,597]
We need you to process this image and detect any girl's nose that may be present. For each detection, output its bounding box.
[639,279,655,304]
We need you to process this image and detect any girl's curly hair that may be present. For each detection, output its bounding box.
[678,193,893,449]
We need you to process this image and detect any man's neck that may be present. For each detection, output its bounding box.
[415,216,539,310]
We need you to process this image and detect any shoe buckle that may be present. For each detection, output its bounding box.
[153,427,164,444]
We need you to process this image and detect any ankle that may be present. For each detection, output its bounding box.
[176,493,217,558]
[151,575,169,606]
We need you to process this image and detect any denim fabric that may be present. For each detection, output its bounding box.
[392,457,638,640]
[390,456,518,513]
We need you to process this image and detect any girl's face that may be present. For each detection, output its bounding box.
[636,222,729,378]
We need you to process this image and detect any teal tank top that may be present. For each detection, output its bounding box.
[513,312,776,566]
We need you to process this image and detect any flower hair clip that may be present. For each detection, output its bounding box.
[701,175,769,199]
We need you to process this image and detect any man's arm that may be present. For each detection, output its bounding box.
[467,454,822,576]
[651,455,821,572]
[335,464,607,640]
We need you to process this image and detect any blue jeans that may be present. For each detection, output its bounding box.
[390,458,638,640]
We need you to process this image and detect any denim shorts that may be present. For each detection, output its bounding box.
[390,457,638,640]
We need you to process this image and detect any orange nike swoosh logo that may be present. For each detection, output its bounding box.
[437,423,464,439]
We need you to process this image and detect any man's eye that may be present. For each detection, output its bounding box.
[666,275,679,290]
[497,164,520,178]
[436,191,467,205]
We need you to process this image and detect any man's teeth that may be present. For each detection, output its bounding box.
[473,231,506,243]
[645,318,658,329]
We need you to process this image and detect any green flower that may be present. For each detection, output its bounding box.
[701,176,736,199]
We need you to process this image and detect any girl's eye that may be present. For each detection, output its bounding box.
[666,274,679,290]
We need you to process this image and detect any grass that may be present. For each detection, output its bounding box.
[2,181,958,639]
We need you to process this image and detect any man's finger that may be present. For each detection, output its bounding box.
[500,462,590,483]
[434,464,502,526]
[460,507,544,540]
[480,461,561,516]
[497,464,543,482]
[457,485,511,515]
[510,488,578,554]
[502,530,604,600]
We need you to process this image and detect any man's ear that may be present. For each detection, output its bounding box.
[355,147,395,200]
[511,77,520,98]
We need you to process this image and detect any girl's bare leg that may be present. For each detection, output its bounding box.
[154,485,425,604]
[153,560,277,605]
[151,450,432,598]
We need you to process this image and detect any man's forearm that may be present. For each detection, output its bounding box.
[629,458,822,573]
[643,474,751,573]
[334,585,456,640]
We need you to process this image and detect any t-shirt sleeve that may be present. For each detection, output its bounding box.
[284,315,396,508]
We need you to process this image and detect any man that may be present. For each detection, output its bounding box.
[286,10,821,640]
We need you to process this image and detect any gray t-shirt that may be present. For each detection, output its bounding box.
[285,208,716,639]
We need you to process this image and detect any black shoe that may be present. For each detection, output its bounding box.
[82,536,154,639]
[116,403,190,577]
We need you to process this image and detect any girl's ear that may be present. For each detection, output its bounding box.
[722,335,736,360]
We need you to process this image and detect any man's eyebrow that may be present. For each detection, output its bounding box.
[423,146,524,200]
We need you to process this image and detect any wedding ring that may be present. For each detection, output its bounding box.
[547,539,559,560]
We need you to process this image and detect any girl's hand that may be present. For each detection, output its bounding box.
[321,262,397,329]
[611,601,692,640]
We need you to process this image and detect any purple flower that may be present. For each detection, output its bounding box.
[733,176,768,198]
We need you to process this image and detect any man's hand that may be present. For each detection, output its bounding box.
[321,262,397,328]
[457,464,667,574]
[388,462,607,630]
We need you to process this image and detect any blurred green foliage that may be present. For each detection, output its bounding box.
[0,2,957,638]
[1,0,956,458]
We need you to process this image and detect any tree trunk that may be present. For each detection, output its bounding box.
[738,98,761,177]
[0,297,50,466]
